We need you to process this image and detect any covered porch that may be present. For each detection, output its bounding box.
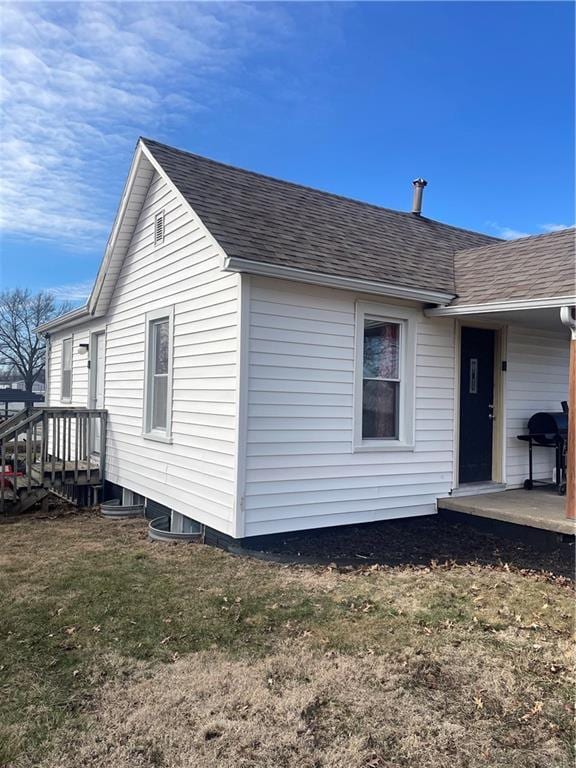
[438,488,575,537]
[426,301,576,522]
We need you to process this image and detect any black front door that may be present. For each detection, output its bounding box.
[459,327,495,484]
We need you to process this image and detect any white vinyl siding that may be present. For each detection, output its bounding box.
[504,326,569,487]
[101,170,240,534]
[41,163,571,540]
[45,323,102,459]
[243,277,455,537]
[48,327,95,408]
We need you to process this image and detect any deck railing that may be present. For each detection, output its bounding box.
[0,407,107,512]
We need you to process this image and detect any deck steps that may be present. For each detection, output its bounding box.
[1,407,106,514]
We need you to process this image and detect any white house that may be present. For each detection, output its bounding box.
[37,138,575,543]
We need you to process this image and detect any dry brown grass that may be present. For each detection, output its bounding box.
[0,511,574,768]
[42,642,572,768]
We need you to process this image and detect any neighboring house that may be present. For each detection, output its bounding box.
[12,380,46,394]
[37,138,575,542]
[0,381,45,416]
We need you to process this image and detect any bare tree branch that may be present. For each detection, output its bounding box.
[0,289,72,389]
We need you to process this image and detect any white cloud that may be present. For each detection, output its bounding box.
[498,227,531,240]
[541,223,573,233]
[45,279,94,302]
[0,2,293,247]
[487,221,574,240]
[487,222,530,240]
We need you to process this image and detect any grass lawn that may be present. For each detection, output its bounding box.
[0,510,573,768]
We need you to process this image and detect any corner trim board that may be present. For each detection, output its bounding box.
[233,274,250,538]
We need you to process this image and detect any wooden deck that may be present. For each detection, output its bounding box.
[1,407,107,513]
[30,460,101,487]
[438,489,575,536]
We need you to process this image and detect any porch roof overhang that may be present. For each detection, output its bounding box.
[425,296,576,332]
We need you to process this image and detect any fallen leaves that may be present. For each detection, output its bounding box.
[520,700,544,721]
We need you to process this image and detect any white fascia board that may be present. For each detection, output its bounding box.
[39,142,150,336]
[89,143,149,316]
[425,295,576,317]
[35,305,91,335]
[223,256,455,305]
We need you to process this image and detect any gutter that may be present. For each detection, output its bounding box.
[35,305,91,335]
[223,256,455,305]
[425,295,576,317]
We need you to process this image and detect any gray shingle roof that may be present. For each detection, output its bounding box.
[142,138,498,296]
[452,228,576,306]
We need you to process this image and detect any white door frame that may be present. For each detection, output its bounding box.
[88,330,106,454]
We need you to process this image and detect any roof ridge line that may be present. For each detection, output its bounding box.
[456,226,575,255]
[140,136,500,243]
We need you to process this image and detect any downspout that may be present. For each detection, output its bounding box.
[560,306,576,519]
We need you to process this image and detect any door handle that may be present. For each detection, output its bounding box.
[488,404,495,421]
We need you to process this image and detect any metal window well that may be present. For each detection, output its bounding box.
[148,514,203,543]
[100,498,145,519]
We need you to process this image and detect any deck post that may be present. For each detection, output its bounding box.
[560,307,576,519]
[40,412,47,486]
[99,411,107,485]
[26,425,32,492]
[1,433,5,512]
[51,414,56,485]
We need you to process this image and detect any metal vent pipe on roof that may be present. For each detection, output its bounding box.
[411,178,428,215]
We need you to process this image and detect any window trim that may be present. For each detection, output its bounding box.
[61,336,73,403]
[143,306,174,443]
[353,301,418,452]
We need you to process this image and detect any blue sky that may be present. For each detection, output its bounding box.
[1,1,574,301]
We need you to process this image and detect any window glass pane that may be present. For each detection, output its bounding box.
[62,339,72,369]
[62,339,72,398]
[362,380,399,439]
[363,320,399,379]
[62,370,72,400]
[153,320,169,375]
[152,375,168,429]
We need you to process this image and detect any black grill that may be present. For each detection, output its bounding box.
[527,412,568,445]
[517,408,568,494]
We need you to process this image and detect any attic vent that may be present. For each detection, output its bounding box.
[154,210,165,246]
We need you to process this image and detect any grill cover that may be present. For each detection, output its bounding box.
[527,412,568,445]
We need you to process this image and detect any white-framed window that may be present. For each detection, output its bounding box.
[154,210,165,246]
[61,337,73,402]
[143,307,174,441]
[353,301,417,451]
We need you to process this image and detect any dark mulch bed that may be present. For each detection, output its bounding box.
[242,514,575,579]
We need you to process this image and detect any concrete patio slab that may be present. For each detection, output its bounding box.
[438,489,575,536]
